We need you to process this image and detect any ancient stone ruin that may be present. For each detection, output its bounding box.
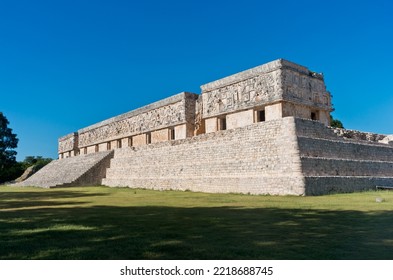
[16,59,393,195]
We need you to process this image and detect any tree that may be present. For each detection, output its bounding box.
[330,115,344,129]
[21,156,52,171]
[0,112,19,183]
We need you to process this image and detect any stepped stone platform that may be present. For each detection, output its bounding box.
[23,59,392,195]
[102,117,393,195]
[13,116,393,194]
[294,119,393,195]
[102,117,304,195]
[13,151,114,188]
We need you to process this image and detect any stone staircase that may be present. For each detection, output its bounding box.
[13,151,114,188]
[294,119,393,195]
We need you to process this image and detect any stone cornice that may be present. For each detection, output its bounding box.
[200,59,323,92]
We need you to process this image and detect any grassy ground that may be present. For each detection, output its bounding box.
[1,185,393,259]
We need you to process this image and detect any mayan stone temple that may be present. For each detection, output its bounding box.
[17,59,393,195]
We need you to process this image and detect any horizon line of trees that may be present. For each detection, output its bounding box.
[0,112,52,184]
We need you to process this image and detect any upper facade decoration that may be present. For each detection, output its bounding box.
[200,59,331,118]
[58,59,333,156]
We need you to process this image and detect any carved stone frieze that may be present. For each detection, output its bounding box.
[281,69,331,109]
[194,95,204,132]
[78,101,185,147]
[202,71,282,118]
[58,59,335,156]
[58,133,78,153]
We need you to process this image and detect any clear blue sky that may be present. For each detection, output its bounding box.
[1,0,392,161]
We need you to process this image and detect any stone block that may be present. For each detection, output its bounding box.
[133,134,147,146]
[205,117,218,133]
[226,109,254,130]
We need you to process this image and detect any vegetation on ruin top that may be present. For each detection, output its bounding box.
[1,186,392,259]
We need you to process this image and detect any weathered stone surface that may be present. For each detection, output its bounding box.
[332,127,387,142]
[13,151,114,188]
[58,132,78,154]
[294,118,393,195]
[58,59,334,159]
[103,117,305,195]
[76,92,198,148]
[50,59,393,195]
[14,165,39,183]
[200,59,331,120]
[101,117,393,195]
[380,135,393,145]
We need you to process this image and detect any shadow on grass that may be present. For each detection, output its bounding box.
[0,190,107,209]
[1,195,393,260]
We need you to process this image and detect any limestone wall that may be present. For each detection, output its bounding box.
[58,59,335,158]
[151,128,171,144]
[103,117,305,195]
[332,127,390,143]
[304,177,393,196]
[301,158,393,177]
[53,116,393,195]
[200,59,331,124]
[226,109,254,130]
[200,65,283,119]
[101,116,393,196]
[58,132,78,156]
[293,118,393,195]
[77,92,198,148]
[295,118,393,145]
[53,59,393,196]
[298,137,393,161]
[281,66,331,112]
[294,118,339,139]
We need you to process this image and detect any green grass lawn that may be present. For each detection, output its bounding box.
[1,185,393,260]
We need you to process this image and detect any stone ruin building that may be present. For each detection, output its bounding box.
[16,59,393,195]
